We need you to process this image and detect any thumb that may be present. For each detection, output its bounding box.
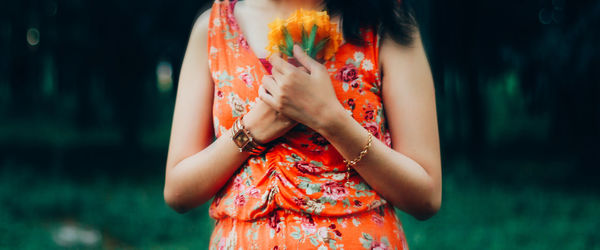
[293,44,318,72]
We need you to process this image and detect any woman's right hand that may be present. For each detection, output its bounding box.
[165,7,303,213]
[243,95,298,145]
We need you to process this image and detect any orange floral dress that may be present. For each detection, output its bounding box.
[207,0,409,249]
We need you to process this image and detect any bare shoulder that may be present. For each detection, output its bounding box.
[189,7,212,42]
[379,31,426,72]
[378,30,434,96]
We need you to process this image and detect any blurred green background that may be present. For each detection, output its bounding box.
[1,0,599,249]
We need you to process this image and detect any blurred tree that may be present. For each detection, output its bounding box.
[417,0,599,168]
[0,0,597,180]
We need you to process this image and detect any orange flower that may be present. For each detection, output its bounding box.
[324,24,343,60]
[266,18,285,55]
[285,10,302,41]
[314,11,330,41]
[266,9,342,61]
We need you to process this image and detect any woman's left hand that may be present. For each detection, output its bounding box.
[259,44,344,131]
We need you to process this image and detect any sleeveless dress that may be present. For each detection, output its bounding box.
[207,1,409,249]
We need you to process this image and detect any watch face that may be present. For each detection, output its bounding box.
[233,130,249,146]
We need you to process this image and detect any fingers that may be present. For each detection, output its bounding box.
[270,63,285,77]
[258,84,279,111]
[271,66,288,89]
[269,52,295,75]
[297,66,309,74]
[271,64,307,77]
[292,44,318,72]
[261,75,280,97]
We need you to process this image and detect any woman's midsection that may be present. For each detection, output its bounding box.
[209,205,409,249]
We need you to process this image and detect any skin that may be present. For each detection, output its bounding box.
[164,0,441,220]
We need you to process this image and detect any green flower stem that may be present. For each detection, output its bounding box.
[280,24,329,60]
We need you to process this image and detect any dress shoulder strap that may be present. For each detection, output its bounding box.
[207,0,227,49]
[207,0,235,74]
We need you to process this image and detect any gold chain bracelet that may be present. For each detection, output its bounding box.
[344,131,373,182]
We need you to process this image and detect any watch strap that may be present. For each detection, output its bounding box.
[231,116,267,155]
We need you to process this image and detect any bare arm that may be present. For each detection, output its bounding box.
[259,33,441,220]
[318,32,442,220]
[163,10,296,214]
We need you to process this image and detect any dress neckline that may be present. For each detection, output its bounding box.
[226,0,272,73]
[225,0,350,74]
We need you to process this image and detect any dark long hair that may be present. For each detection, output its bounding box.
[324,0,417,46]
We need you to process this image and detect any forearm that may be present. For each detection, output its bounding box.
[164,127,252,213]
[316,107,440,220]
[164,101,297,214]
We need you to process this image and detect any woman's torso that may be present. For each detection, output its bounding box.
[207,0,395,221]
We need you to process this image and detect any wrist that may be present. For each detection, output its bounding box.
[315,105,352,138]
[241,114,267,144]
[232,116,268,155]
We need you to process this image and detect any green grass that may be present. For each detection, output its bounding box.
[1,161,598,249]
[0,166,214,249]
[398,174,600,250]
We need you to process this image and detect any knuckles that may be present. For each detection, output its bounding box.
[274,100,284,112]
[282,72,297,85]
[314,65,327,75]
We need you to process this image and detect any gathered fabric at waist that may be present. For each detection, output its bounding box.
[209,204,409,250]
[209,140,390,221]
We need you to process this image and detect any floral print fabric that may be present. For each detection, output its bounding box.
[207,0,408,249]
[210,207,408,250]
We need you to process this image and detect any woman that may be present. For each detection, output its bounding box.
[164,0,441,248]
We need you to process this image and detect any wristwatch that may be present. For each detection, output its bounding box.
[231,116,267,155]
